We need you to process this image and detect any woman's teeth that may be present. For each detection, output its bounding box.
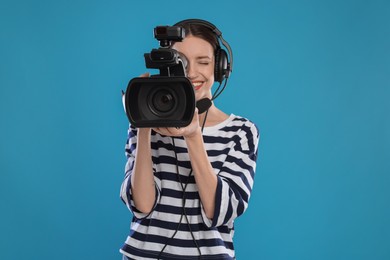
[193,82,203,90]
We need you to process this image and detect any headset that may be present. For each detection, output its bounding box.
[173,19,234,85]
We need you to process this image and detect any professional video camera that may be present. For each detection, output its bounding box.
[123,25,197,128]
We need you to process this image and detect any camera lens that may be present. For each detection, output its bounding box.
[148,88,177,116]
[154,91,174,112]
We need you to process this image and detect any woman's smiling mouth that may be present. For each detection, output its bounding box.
[192,81,204,90]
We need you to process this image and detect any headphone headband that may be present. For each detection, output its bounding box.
[174,19,222,37]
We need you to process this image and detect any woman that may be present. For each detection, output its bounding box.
[120,19,260,260]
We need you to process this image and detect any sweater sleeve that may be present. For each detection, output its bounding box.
[201,121,260,228]
[119,125,161,219]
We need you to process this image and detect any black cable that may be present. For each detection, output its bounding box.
[157,163,190,259]
[157,144,200,259]
[173,138,201,258]
[211,78,229,101]
[157,112,209,260]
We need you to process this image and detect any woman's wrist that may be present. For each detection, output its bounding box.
[184,126,202,140]
[138,127,151,136]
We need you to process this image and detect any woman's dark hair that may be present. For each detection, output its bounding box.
[177,22,219,52]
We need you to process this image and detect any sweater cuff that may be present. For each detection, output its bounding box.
[201,177,223,227]
[127,176,160,220]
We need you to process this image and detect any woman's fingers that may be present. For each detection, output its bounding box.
[139,72,150,77]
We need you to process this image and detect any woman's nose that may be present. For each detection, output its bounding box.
[186,63,197,79]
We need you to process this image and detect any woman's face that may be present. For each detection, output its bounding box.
[172,35,215,101]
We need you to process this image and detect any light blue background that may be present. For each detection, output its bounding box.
[1,0,389,259]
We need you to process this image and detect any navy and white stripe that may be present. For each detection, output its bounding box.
[120,114,259,259]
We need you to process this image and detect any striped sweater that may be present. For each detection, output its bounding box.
[120,114,259,259]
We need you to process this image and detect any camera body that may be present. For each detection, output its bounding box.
[124,26,195,128]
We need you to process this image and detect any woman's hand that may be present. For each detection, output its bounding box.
[153,108,201,138]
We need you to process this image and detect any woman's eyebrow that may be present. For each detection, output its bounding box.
[196,56,212,60]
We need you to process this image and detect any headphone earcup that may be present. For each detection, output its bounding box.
[214,48,228,83]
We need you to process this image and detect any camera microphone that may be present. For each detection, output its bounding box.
[196,98,212,114]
